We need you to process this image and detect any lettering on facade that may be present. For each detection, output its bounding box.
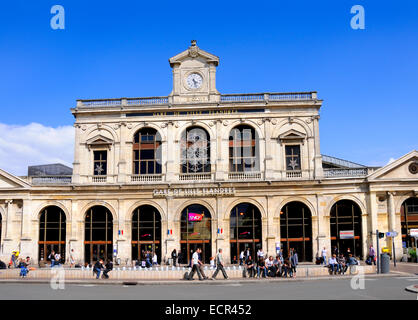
[153,187,235,198]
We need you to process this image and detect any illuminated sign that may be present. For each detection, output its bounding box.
[188,213,203,222]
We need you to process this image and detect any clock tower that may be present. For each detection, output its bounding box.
[168,40,220,104]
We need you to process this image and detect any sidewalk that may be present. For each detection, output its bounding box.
[0,272,401,286]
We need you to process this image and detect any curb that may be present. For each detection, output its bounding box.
[0,273,399,286]
[405,284,418,294]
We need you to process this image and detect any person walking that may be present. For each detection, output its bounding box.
[69,249,75,268]
[188,248,204,281]
[368,245,376,265]
[290,249,298,278]
[321,247,327,266]
[239,250,245,265]
[211,248,228,280]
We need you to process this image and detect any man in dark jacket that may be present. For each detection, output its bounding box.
[103,260,113,279]
[93,259,104,279]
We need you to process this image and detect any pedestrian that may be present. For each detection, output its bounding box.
[257,257,267,278]
[188,248,204,281]
[70,249,75,268]
[49,250,56,267]
[245,248,250,261]
[239,250,245,265]
[54,252,61,266]
[290,249,298,278]
[244,256,256,278]
[171,249,177,267]
[93,259,104,279]
[10,251,18,268]
[102,260,113,279]
[321,247,327,266]
[145,250,152,268]
[266,256,274,277]
[368,245,376,265]
[152,252,158,266]
[337,253,346,274]
[273,255,281,277]
[212,248,228,280]
[257,248,264,261]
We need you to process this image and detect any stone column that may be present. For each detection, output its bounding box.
[368,192,378,249]
[4,200,13,240]
[388,192,402,260]
[20,199,35,259]
[312,115,323,179]
[1,200,16,258]
[264,119,274,180]
[166,122,176,181]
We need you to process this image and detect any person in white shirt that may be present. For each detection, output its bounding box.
[187,248,204,280]
[239,251,245,265]
[257,249,264,260]
[152,252,158,265]
[321,247,327,266]
[54,252,61,266]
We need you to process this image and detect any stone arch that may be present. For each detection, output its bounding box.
[174,199,216,221]
[84,124,119,143]
[127,200,167,221]
[275,197,317,218]
[81,201,118,221]
[225,120,264,140]
[130,123,166,142]
[175,121,215,142]
[325,195,366,218]
[272,118,312,139]
[224,198,267,220]
[395,193,417,215]
[34,201,71,221]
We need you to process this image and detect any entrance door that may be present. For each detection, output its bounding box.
[180,241,211,264]
[85,242,112,264]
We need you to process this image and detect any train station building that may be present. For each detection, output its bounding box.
[0,41,417,265]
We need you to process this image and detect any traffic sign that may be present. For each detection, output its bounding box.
[386,231,398,237]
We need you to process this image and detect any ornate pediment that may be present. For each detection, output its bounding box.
[278,129,306,144]
[367,150,418,181]
[169,40,219,67]
[0,168,31,189]
[86,135,114,150]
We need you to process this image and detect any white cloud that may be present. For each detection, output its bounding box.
[0,123,74,176]
[387,157,396,165]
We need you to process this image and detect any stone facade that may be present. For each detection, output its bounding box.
[0,41,417,265]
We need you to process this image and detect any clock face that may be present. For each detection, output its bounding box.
[186,73,203,89]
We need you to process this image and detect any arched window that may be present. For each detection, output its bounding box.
[84,206,113,264]
[280,201,312,262]
[229,125,259,172]
[133,128,162,175]
[330,200,363,258]
[38,206,66,263]
[180,126,210,173]
[180,204,212,264]
[401,197,418,248]
[230,203,262,263]
[132,205,161,263]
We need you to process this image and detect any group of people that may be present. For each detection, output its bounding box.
[48,250,63,267]
[93,259,113,279]
[243,248,299,279]
[135,250,158,268]
[187,248,229,281]
[319,246,361,275]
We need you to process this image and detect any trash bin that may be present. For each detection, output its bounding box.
[380,253,390,273]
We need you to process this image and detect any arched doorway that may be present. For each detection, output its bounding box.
[401,197,418,248]
[38,206,66,263]
[230,203,262,263]
[131,205,161,263]
[330,200,363,258]
[180,204,212,264]
[280,201,312,261]
[84,206,113,264]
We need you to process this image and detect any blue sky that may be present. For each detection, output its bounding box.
[0,0,417,174]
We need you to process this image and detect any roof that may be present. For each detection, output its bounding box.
[322,155,366,169]
[28,164,73,176]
